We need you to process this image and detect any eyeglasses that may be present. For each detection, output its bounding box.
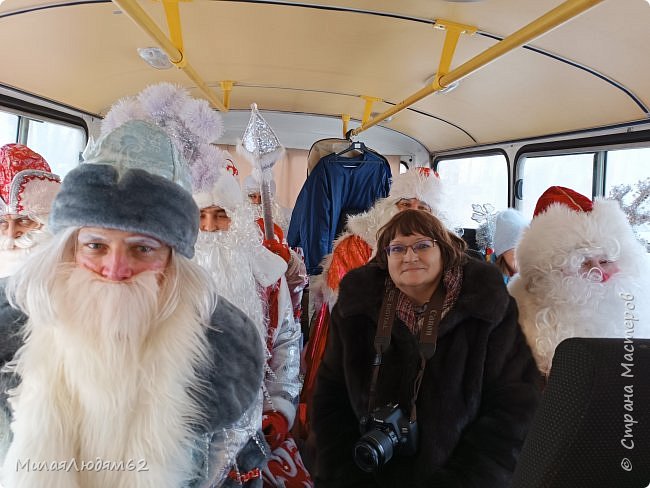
[385,239,437,257]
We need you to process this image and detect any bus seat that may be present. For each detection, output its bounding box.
[512,338,650,487]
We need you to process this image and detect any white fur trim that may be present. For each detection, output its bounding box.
[389,169,442,214]
[250,245,288,287]
[511,198,650,375]
[193,168,243,212]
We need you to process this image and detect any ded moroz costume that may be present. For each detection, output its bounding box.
[0,83,265,488]
[509,186,650,376]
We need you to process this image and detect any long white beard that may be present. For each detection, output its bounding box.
[251,202,290,235]
[0,248,30,278]
[2,266,209,488]
[194,231,266,341]
[0,229,50,278]
[512,263,650,375]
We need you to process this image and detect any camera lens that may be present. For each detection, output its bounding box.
[353,430,395,472]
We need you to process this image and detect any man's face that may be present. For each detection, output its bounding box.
[247,192,262,206]
[578,255,619,283]
[74,227,171,282]
[0,214,41,248]
[200,206,231,232]
[395,198,432,213]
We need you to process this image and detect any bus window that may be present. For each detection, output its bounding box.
[436,154,508,228]
[605,147,650,251]
[0,110,18,143]
[605,147,650,194]
[517,153,594,219]
[25,118,85,177]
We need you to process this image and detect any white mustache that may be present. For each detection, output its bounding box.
[0,229,46,250]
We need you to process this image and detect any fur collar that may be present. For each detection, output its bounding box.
[336,257,511,338]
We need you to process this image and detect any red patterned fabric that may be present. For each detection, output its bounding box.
[325,234,372,293]
[225,160,239,176]
[262,411,289,450]
[0,144,51,204]
[297,235,372,441]
[264,239,291,263]
[256,217,284,242]
[296,303,329,440]
[533,186,593,217]
[262,435,314,488]
[263,279,282,353]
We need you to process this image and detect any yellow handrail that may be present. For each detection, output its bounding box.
[112,0,228,111]
[350,0,605,136]
[162,0,183,53]
[342,114,350,137]
[220,80,234,110]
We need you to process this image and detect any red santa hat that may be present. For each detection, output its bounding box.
[0,143,61,216]
[533,186,593,217]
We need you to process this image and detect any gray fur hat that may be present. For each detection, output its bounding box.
[49,120,199,258]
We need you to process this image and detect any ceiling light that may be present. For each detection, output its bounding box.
[137,47,173,70]
[424,73,460,94]
[435,80,460,94]
[370,112,392,122]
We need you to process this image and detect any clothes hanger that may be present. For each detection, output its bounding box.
[334,140,367,158]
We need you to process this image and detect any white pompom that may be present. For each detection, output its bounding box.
[191,144,226,192]
[137,82,188,120]
[101,97,144,135]
[180,98,224,143]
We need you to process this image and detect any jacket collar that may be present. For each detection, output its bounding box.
[335,257,511,338]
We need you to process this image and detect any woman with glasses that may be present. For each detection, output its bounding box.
[311,209,542,487]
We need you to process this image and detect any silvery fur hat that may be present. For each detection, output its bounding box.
[49,83,226,259]
[49,120,199,258]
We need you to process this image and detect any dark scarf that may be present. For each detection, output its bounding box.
[394,265,463,334]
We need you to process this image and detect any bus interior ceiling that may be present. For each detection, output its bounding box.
[0,0,649,208]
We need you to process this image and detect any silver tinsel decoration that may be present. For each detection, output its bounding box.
[471,203,497,253]
[239,103,283,170]
[98,83,226,191]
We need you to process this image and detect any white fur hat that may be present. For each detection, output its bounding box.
[493,209,528,256]
[388,167,443,212]
[193,166,243,213]
[243,173,276,196]
[517,198,643,281]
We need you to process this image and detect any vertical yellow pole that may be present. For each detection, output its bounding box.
[361,96,382,124]
[342,114,350,138]
[112,0,228,111]
[220,81,234,110]
[350,0,604,136]
[162,0,183,52]
[435,20,477,76]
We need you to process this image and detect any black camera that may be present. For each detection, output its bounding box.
[353,403,418,472]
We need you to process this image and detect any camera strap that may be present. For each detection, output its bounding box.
[368,278,445,421]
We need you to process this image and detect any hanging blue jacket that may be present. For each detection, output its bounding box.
[288,151,391,274]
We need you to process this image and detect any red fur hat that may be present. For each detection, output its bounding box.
[0,144,52,204]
